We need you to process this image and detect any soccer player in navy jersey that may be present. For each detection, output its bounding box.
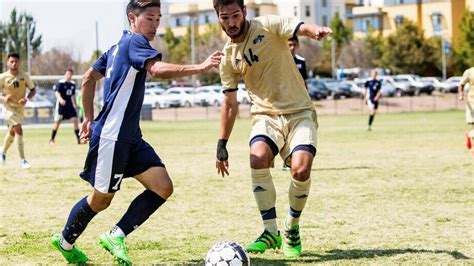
[50,69,81,144]
[364,70,382,131]
[51,0,222,264]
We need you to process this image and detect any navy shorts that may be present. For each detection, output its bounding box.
[55,103,77,121]
[368,100,379,110]
[80,135,165,193]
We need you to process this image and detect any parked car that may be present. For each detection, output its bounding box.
[353,78,396,98]
[145,82,166,91]
[340,80,364,98]
[306,79,330,100]
[421,77,443,91]
[165,87,194,107]
[394,75,434,95]
[143,89,169,109]
[439,76,462,93]
[237,83,251,104]
[318,78,343,99]
[26,94,54,108]
[194,85,223,106]
[379,75,413,97]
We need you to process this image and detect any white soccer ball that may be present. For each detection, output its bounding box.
[205,240,250,266]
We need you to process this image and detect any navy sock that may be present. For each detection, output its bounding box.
[74,129,80,142]
[116,190,166,236]
[62,196,97,244]
[368,115,374,126]
[51,130,57,140]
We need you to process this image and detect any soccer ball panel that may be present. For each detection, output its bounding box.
[205,240,250,266]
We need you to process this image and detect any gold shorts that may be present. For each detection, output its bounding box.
[5,106,24,126]
[250,109,318,166]
[466,98,474,124]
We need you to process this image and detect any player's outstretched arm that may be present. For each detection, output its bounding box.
[146,51,223,79]
[80,67,103,143]
[297,24,332,41]
[216,91,239,177]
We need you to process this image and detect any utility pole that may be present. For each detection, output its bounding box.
[190,15,196,88]
[441,37,447,80]
[331,38,336,79]
[95,21,100,59]
[26,21,31,74]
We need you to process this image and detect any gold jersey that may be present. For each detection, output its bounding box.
[220,15,314,115]
[0,71,35,108]
[461,67,474,102]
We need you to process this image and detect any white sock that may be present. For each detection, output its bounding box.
[60,235,73,251]
[110,225,126,238]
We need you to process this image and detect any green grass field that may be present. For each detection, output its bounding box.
[0,110,473,265]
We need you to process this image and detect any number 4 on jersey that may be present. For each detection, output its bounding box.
[244,48,258,66]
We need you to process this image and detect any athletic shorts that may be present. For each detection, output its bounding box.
[54,102,77,121]
[249,109,318,167]
[80,135,165,193]
[5,106,24,126]
[368,100,379,110]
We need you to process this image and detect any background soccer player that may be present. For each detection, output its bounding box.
[288,36,308,88]
[50,68,80,144]
[213,0,331,258]
[0,53,36,169]
[51,0,222,264]
[364,69,382,131]
[458,66,474,153]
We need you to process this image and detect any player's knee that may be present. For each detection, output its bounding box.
[291,165,311,181]
[250,152,273,169]
[151,177,173,199]
[88,194,113,212]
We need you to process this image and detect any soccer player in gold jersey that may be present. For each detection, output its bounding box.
[458,67,474,154]
[0,53,36,168]
[213,0,331,258]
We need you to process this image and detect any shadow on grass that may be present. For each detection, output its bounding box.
[250,248,470,265]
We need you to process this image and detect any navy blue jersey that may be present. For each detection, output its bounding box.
[365,79,381,101]
[293,54,307,80]
[91,31,161,143]
[54,80,76,107]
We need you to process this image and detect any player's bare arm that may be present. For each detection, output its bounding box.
[80,67,103,143]
[56,91,66,106]
[216,91,239,177]
[458,84,464,101]
[146,51,223,79]
[26,87,36,100]
[1,94,12,103]
[297,24,332,41]
[72,95,78,109]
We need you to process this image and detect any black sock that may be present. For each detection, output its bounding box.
[368,115,374,126]
[51,130,57,140]
[116,190,166,236]
[74,129,80,142]
[62,196,97,244]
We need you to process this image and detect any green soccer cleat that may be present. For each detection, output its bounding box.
[245,229,282,253]
[283,224,302,258]
[98,232,132,265]
[51,233,89,264]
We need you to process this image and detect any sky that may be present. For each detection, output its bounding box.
[1,0,209,61]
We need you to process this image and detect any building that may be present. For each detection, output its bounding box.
[349,0,472,46]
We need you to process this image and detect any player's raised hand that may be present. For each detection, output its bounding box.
[18,98,27,106]
[79,117,92,144]
[216,139,229,177]
[4,94,12,103]
[201,51,224,72]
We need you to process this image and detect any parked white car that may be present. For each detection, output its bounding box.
[194,85,223,106]
[237,83,251,104]
[143,89,169,109]
[145,82,166,91]
[421,77,443,91]
[165,87,194,107]
[379,75,413,97]
[439,76,462,93]
[26,94,54,108]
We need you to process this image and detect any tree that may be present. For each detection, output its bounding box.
[31,48,81,75]
[380,19,436,75]
[3,8,42,66]
[454,10,474,74]
[363,27,385,67]
[330,12,353,49]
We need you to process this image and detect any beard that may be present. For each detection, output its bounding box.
[222,20,246,39]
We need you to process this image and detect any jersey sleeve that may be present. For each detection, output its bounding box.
[53,82,60,92]
[92,51,109,76]
[25,74,35,89]
[72,84,76,96]
[220,56,240,92]
[262,15,303,39]
[129,35,162,71]
[364,81,369,88]
[301,61,308,80]
[460,70,470,86]
[376,80,382,91]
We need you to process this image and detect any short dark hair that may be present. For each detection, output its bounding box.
[126,0,161,18]
[7,53,20,60]
[66,68,74,73]
[213,0,244,14]
[288,36,299,43]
